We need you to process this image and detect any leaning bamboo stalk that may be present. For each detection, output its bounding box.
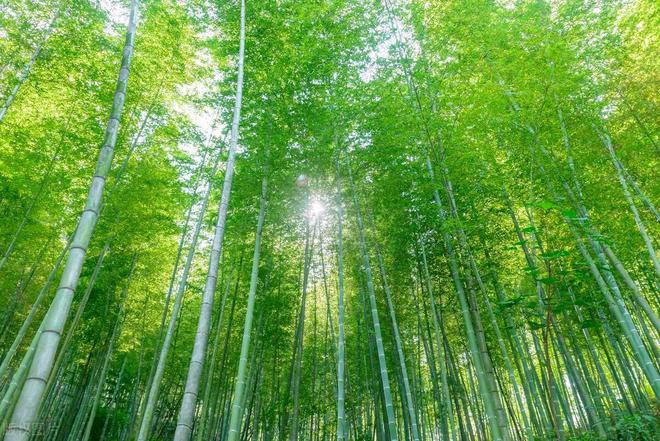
[42,241,110,403]
[375,244,420,441]
[172,1,246,438]
[346,159,398,441]
[81,258,135,441]
[194,260,235,441]
[135,153,220,441]
[0,234,71,383]
[334,154,347,441]
[99,356,127,441]
[4,2,139,438]
[598,130,660,277]
[227,174,268,441]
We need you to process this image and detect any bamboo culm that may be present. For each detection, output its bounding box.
[3,3,138,438]
[172,1,246,439]
[135,153,221,441]
[227,174,268,441]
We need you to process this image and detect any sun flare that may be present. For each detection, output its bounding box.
[309,199,325,217]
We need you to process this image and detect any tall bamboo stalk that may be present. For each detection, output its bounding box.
[227,174,268,441]
[172,1,246,439]
[346,158,398,441]
[81,257,135,441]
[3,4,138,438]
[334,155,347,441]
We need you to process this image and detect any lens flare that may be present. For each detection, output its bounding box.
[310,200,325,217]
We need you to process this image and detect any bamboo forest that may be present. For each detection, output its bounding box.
[0,0,659,440]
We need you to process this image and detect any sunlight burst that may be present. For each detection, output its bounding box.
[309,199,325,217]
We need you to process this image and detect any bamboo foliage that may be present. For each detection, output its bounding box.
[0,1,658,441]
